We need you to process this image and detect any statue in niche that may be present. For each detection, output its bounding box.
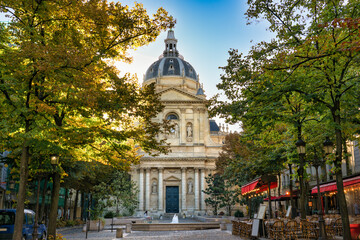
[174,124,179,137]
[152,180,157,194]
[187,124,192,138]
[170,124,178,138]
[188,180,193,194]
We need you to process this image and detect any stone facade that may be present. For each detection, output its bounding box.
[131,30,225,217]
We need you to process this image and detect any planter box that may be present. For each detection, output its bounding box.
[89,220,104,231]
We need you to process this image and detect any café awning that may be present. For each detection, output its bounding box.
[264,194,297,201]
[263,196,279,201]
[241,177,278,195]
[311,175,360,194]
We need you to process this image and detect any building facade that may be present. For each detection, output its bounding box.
[131,30,226,217]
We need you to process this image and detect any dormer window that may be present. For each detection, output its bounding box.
[169,59,173,63]
[169,65,174,70]
[150,68,153,73]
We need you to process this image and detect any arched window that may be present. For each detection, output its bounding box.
[166,113,178,120]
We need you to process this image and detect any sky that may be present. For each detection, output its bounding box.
[115,0,273,131]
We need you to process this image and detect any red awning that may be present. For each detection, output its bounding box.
[311,175,360,194]
[263,196,279,201]
[241,178,261,195]
[264,194,297,201]
[241,178,278,195]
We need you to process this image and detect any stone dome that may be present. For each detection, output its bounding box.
[144,30,198,82]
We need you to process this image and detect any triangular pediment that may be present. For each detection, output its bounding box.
[164,176,181,181]
[158,88,204,102]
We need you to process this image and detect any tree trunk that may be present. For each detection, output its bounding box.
[277,173,281,214]
[39,177,49,222]
[13,143,29,240]
[333,113,351,239]
[73,190,79,220]
[342,137,352,176]
[48,172,61,238]
[81,192,85,221]
[63,188,68,220]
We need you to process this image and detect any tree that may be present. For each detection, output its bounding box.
[203,173,239,216]
[211,1,360,237]
[203,174,223,216]
[93,170,139,217]
[0,1,174,238]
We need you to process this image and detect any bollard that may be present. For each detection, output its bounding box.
[116,228,123,238]
[220,222,227,230]
[126,224,131,233]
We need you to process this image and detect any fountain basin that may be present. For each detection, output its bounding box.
[131,222,220,231]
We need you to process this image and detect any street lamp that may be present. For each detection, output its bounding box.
[50,155,59,165]
[296,138,306,155]
[323,137,333,155]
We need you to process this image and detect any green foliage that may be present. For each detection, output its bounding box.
[104,211,116,219]
[234,210,244,218]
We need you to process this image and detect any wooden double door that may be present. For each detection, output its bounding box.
[166,186,179,213]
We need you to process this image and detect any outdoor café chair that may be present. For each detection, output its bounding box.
[270,220,285,240]
[325,219,336,239]
[334,218,342,236]
[303,221,319,239]
[231,220,240,235]
[285,220,300,240]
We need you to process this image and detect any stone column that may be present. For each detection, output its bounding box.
[139,168,144,211]
[200,168,206,210]
[194,168,199,211]
[181,167,187,211]
[145,168,151,211]
[158,167,163,211]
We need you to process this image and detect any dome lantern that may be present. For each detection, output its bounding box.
[144,30,198,82]
[163,30,179,57]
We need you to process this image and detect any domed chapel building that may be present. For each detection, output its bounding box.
[131,30,226,216]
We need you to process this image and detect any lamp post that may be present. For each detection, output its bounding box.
[69,191,73,220]
[313,137,333,240]
[312,154,327,240]
[288,163,297,218]
[295,138,306,219]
